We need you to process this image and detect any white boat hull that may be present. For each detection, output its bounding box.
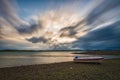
[73,56,104,62]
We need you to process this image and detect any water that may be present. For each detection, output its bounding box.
[0,51,119,68]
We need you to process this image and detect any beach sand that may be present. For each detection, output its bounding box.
[0,59,120,80]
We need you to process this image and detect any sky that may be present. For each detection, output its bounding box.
[0,0,120,50]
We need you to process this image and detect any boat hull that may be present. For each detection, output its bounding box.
[73,57,104,62]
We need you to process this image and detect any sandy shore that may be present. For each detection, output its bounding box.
[0,59,120,80]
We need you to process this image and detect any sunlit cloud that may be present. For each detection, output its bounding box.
[0,0,120,50]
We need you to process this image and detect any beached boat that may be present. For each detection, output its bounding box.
[73,56,104,62]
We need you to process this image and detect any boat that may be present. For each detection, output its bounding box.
[73,56,104,62]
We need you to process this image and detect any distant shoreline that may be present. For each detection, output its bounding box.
[0,50,120,52]
[0,50,84,52]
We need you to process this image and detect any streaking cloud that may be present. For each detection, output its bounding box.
[0,0,120,50]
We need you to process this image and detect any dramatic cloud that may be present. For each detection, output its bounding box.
[0,0,29,39]
[0,0,27,26]
[26,37,48,43]
[72,20,120,50]
[86,0,120,25]
[0,0,120,50]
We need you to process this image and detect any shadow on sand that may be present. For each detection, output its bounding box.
[74,62,102,65]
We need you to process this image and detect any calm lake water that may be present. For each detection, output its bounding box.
[0,51,120,68]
